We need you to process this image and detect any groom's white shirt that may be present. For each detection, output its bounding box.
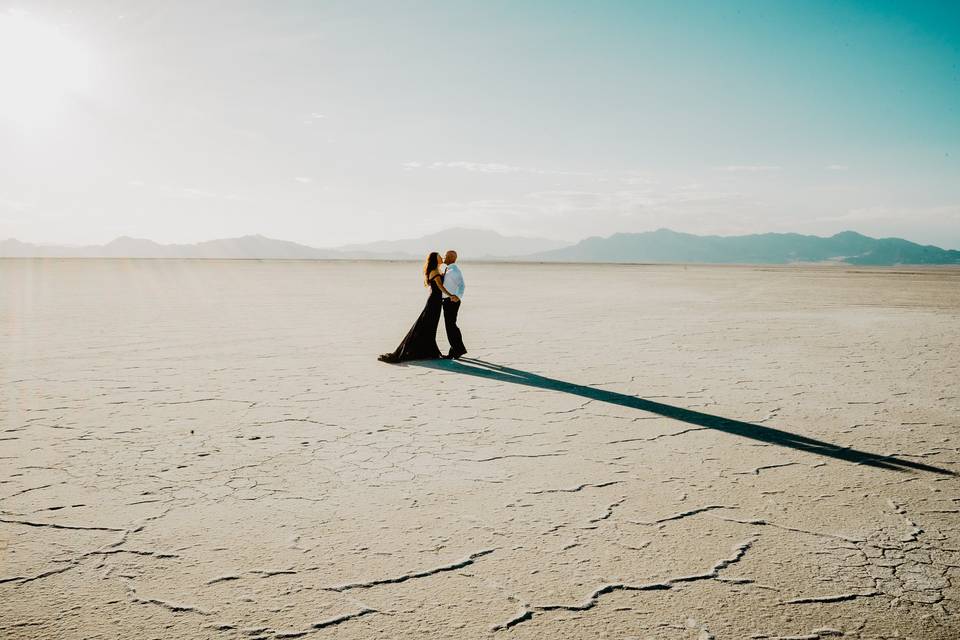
[442,264,465,299]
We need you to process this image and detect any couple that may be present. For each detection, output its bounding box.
[378,250,467,363]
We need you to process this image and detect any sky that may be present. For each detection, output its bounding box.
[1,0,958,248]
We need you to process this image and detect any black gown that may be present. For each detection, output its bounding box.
[378,273,442,363]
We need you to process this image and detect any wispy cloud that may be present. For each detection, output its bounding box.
[178,187,241,201]
[0,194,35,211]
[825,164,849,171]
[717,165,781,173]
[811,204,959,224]
[521,186,744,215]
[403,160,588,176]
[126,182,244,202]
[303,112,328,125]
[426,181,748,240]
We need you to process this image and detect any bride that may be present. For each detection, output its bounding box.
[378,251,459,363]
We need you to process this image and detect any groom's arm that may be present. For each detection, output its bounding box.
[448,269,465,299]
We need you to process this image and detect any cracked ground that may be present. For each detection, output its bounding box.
[1,259,958,639]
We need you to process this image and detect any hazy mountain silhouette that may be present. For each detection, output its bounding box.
[0,235,340,259]
[336,227,567,259]
[0,230,563,260]
[2,229,958,265]
[0,230,561,260]
[526,229,960,265]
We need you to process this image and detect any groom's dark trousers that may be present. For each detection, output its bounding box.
[442,299,467,357]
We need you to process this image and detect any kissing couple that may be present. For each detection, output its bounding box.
[378,249,467,363]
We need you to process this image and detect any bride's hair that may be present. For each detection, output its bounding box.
[424,252,440,287]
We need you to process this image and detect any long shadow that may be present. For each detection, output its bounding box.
[410,357,953,476]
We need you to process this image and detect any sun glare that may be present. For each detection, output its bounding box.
[0,10,93,126]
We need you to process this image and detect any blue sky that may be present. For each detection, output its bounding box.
[1,0,958,247]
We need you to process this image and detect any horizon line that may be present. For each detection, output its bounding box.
[3,227,958,252]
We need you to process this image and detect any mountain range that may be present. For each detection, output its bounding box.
[0,228,559,261]
[2,228,958,266]
[0,235,340,260]
[527,229,960,265]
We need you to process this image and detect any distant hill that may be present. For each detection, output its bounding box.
[3,229,958,265]
[526,229,960,265]
[0,229,565,260]
[335,227,568,259]
[0,235,340,259]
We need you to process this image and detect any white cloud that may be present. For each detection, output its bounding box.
[303,112,327,125]
[118,182,243,201]
[181,187,221,199]
[428,181,749,241]
[0,194,35,211]
[717,165,781,172]
[294,176,313,183]
[433,161,539,174]
[812,204,959,224]
[134,185,246,202]
[616,173,657,186]
[404,160,588,176]
[523,186,743,214]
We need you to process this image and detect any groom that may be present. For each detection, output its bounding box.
[441,250,467,359]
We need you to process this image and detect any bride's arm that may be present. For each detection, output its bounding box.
[430,272,456,298]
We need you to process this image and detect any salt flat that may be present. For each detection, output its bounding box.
[1,259,958,640]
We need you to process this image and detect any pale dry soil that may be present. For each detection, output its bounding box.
[1,260,958,640]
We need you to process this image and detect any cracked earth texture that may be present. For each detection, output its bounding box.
[1,259,958,639]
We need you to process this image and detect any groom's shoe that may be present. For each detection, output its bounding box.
[448,350,467,360]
